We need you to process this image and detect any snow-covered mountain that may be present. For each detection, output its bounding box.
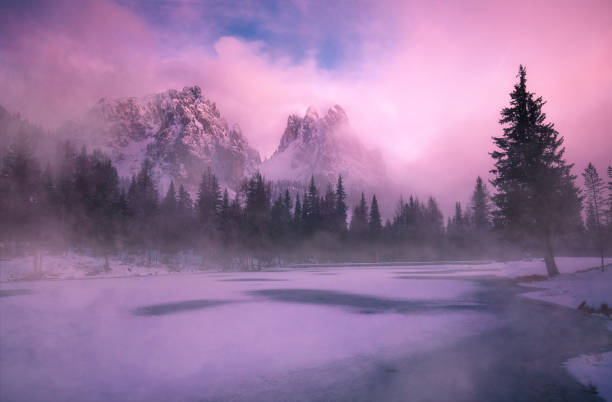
[57,89,393,208]
[65,86,260,192]
[260,105,388,189]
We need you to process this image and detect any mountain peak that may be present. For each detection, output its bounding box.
[324,105,348,128]
[70,86,260,192]
[304,106,320,121]
[261,104,387,187]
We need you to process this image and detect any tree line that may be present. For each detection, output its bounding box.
[0,138,501,266]
[0,66,611,272]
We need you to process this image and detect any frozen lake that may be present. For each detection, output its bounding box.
[1,265,610,401]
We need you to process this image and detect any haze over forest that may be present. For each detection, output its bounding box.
[1,0,611,214]
[2,2,612,402]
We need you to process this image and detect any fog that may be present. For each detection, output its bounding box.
[1,0,611,212]
[2,1,612,400]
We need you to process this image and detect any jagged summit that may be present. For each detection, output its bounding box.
[261,105,386,187]
[67,86,261,192]
[278,105,349,154]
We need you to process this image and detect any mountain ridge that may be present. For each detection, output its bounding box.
[63,85,261,193]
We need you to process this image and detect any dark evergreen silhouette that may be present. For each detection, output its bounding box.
[583,163,606,270]
[349,193,369,242]
[471,176,491,231]
[608,166,612,232]
[196,168,221,230]
[0,100,597,268]
[368,194,382,241]
[491,65,582,276]
[334,175,348,234]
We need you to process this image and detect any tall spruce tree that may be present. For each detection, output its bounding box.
[448,201,466,249]
[471,176,490,230]
[608,166,612,229]
[491,65,582,276]
[321,184,336,233]
[303,176,320,235]
[283,190,292,226]
[368,194,382,241]
[244,171,270,253]
[292,193,302,238]
[350,193,369,241]
[127,159,159,253]
[176,183,194,245]
[0,137,42,246]
[160,182,179,253]
[162,182,177,213]
[270,194,286,242]
[196,168,221,230]
[424,196,444,244]
[334,175,348,234]
[582,163,606,270]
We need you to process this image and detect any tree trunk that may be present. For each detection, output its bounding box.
[599,233,605,272]
[544,235,559,277]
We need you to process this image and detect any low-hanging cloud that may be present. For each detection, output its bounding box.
[1,0,610,213]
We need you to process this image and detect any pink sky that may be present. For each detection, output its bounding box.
[1,0,610,213]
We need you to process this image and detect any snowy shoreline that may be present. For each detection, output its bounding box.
[517,262,612,401]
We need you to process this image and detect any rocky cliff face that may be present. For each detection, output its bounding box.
[66,86,260,192]
[260,105,387,188]
[60,89,392,205]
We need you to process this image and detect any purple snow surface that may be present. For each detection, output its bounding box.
[0,267,499,401]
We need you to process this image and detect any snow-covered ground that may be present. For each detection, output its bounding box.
[1,255,611,400]
[565,351,612,401]
[1,252,608,283]
[517,263,612,401]
[0,268,498,401]
[0,252,207,282]
[520,265,612,312]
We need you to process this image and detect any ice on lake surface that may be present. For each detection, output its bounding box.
[2,260,611,402]
[0,266,501,401]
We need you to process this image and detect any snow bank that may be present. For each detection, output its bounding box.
[489,257,611,278]
[0,252,208,282]
[565,352,612,401]
[521,267,612,311]
[3,252,609,283]
[517,264,612,401]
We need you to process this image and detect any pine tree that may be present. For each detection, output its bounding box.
[196,168,221,230]
[270,194,285,242]
[321,184,336,233]
[126,159,159,252]
[129,159,158,216]
[292,193,302,239]
[88,151,120,260]
[350,193,369,241]
[177,184,193,215]
[368,194,382,241]
[159,181,179,253]
[244,171,271,253]
[334,175,348,234]
[491,65,582,276]
[608,166,612,229]
[303,176,320,235]
[448,201,466,249]
[424,196,444,244]
[471,176,490,230]
[582,163,606,270]
[0,137,42,246]
[283,190,292,226]
[162,182,177,213]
